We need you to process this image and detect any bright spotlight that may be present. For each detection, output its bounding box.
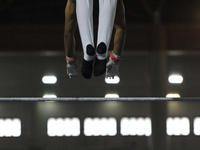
[194,117,200,136]
[43,94,57,98]
[84,117,117,136]
[0,118,21,137]
[120,117,152,136]
[168,75,183,84]
[105,76,120,84]
[167,117,190,136]
[166,93,181,98]
[42,76,57,84]
[47,117,80,137]
[105,94,119,98]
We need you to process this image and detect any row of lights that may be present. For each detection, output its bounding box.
[42,76,120,85]
[42,74,183,85]
[104,74,184,98]
[84,118,117,136]
[105,74,184,98]
[0,118,21,137]
[41,75,121,98]
[47,116,200,137]
[42,74,183,98]
[47,117,151,137]
[1,116,200,137]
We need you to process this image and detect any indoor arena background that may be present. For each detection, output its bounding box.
[1,0,200,150]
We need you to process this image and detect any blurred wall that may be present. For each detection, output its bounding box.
[0,100,200,150]
[1,24,200,51]
[2,0,200,52]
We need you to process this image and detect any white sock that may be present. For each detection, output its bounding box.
[96,0,117,60]
[76,0,95,61]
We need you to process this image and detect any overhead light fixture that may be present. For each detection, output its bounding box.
[194,117,200,136]
[47,118,80,137]
[84,117,117,136]
[168,74,183,84]
[42,76,57,84]
[120,117,152,136]
[166,93,181,98]
[0,118,21,137]
[43,94,57,98]
[105,76,120,84]
[105,94,119,98]
[167,117,190,136]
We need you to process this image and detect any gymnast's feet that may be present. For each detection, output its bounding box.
[94,58,107,77]
[81,59,94,79]
[94,42,107,77]
[81,44,95,79]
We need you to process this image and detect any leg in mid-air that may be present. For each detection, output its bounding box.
[67,0,125,79]
[106,0,126,78]
[76,0,95,79]
[94,0,118,77]
[64,0,79,78]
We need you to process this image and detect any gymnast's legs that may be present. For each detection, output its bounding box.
[76,0,95,79]
[106,0,126,78]
[64,0,126,79]
[76,0,117,79]
[94,0,117,77]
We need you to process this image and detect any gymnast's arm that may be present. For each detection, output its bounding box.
[64,0,77,58]
[113,0,126,56]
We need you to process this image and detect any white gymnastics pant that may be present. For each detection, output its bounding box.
[76,0,117,61]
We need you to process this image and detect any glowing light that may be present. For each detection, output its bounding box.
[0,118,21,137]
[120,117,151,136]
[166,117,190,136]
[43,94,57,98]
[105,94,119,98]
[105,76,120,84]
[120,117,130,136]
[70,118,80,136]
[168,75,183,84]
[108,118,117,136]
[42,76,57,84]
[47,118,57,136]
[84,117,117,136]
[56,118,64,136]
[166,93,181,98]
[47,118,80,137]
[84,118,93,136]
[12,118,21,137]
[194,117,200,136]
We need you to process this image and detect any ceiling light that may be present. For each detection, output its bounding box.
[42,76,57,84]
[166,93,180,98]
[105,76,120,84]
[168,75,183,84]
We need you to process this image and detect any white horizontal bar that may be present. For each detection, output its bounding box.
[0,97,198,102]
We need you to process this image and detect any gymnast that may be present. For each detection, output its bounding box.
[64,0,126,79]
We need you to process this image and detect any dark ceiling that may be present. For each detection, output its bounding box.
[1,0,200,24]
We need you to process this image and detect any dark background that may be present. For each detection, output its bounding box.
[1,0,200,24]
[2,0,200,52]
